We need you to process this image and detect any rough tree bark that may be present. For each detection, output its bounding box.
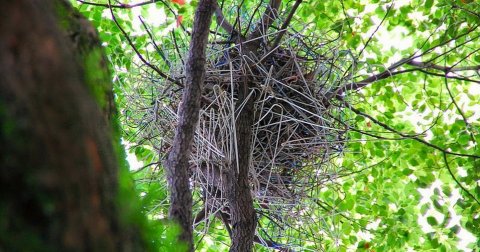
[227,78,257,252]
[0,1,143,250]
[226,1,282,251]
[165,0,215,250]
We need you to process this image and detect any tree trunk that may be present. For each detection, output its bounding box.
[165,0,215,250]
[226,1,281,250]
[227,79,257,252]
[0,0,142,250]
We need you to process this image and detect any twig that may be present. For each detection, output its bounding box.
[78,0,160,8]
[214,3,245,41]
[243,0,266,38]
[443,153,480,206]
[170,30,186,67]
[107,0,182,86]
[133,161,161,174]
[270,0,302,49]
[248,0,282,41]
[80,0,190,35]
[139,16,171,69]
[417,69,480,84]
[328,66,417,99]
[346,102,480,159]
[407,61,480,73]
[444,77,477,149]
[331,24,480,97]
[357,4,393,60]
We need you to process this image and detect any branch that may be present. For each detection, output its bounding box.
[270,0,302,49]
[244,0,266,38]
[81,0,190,35]
[132,161,161,174]
[248,0,282,41]
[417,69,480,84]
[346,103,480,159]
[165,0,215,249]
[217,210,233,236]
[330,24,480,98]
[328,60,417,99]
[330,52,480,100]
[170,30,185,67]
[193,205,207,225]
[357,4,393,60]
[139,16,171,69]
[78,0,162,8]
[214,3,245,41]
[452,4,480,19]
[444,78,477,151]
[107,1,182,86]
[443,153,480,206]
[407,61,480,73]
[214,4,234,34]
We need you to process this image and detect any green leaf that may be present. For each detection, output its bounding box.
[427,216,438,226]
[457,133,470,146]
[425,0,434,9]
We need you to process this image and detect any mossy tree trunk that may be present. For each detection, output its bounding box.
[0,0,142,251]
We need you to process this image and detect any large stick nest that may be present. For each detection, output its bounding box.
[125,3,356,250]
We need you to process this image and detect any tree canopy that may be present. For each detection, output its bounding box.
[71,0,480,251]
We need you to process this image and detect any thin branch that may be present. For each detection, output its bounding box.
[407,61,480,73]
[107,1,182,86]
[331,24,480,97]
[419,25,479,61]
[357,4,393,60]
[214,3,245,41]
[423,32,480,66]
[445,80,471,126]
[328,64,417,99]
[270,0,302,49]
[214,5,234,34]
[340,0,352,31]
[244,0,265,38]
[248,0,282,41]
[443,153,480,206]
[254,234,295,252]
[346,103,480,159]
[80,0,190,35]
[452,4,480,19]
[78,0,161,9]
[339,4,393,83]
[444,77,477,150]
[139,16,171,69]
[171,30,186,67]
[217,211,233,237]
[133,161,161,174]
[417,69,480,84]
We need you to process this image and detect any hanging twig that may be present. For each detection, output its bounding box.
[443,153,480,206]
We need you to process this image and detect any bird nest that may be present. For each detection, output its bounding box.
[124,6,355,250]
